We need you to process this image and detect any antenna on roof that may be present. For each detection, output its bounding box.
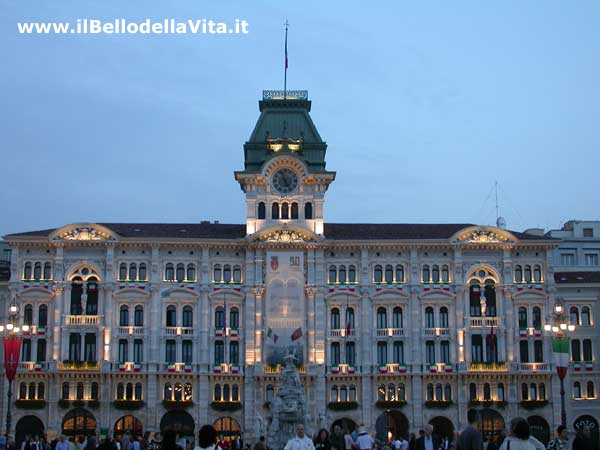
[284,20,289,99]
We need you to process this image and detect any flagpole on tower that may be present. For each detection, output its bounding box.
[284,20,289,99]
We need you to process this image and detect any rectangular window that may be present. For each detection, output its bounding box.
[571,340,581,362]
[583,228,594,237]
[331,343,340,366]
[118,339,128,363]
[69,333,81,361]
[133,339,143,363]
[426,340,435,365]
[182,340,193,364]
[21,339,31,361]
[393,341,404,364]
[377,342,387,366]
[585,254,599,266]
[520,340,529,363]
[229,341,239,365]
[36,339,46,362]
[214,341,224,365]
[471,335,483,363]
[441,340,450,364]
[560,253,576,266]
[165,340,176,363]
[1,248,11,262]
[84,333,96,362]
[346,342,356,366]
[534,340,543,362]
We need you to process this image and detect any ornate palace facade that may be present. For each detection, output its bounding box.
[2,91,598,444]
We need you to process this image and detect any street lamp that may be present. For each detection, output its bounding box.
[1,300,26,440]
[544,300,576,427]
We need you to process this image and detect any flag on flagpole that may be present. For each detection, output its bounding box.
[345,320,351,337]
[284,23,288,70]
[552,337,569,380]
[290,327,303,341]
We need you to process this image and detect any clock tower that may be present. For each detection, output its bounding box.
[234,90,335,237]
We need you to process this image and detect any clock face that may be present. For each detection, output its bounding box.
[272,168,299,194]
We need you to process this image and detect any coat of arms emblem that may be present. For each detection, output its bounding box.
[270,256,279,271]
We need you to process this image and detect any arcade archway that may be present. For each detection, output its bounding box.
[160,411,195,438]
[331,418,357,434]
[16,415,44,449]
[114,415,143,438]
[476,409,504,442]
[213,417,241,442]
[527,416,550,446]
[574,415,599,448]
[429,416,454,440]
[375,410,409,442]
[62,409,97,436]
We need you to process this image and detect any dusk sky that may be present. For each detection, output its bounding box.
[1,1,599,236]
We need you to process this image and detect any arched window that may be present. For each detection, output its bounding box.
[572,340,581,361]
[215,307,225,328]
[165,263,174,281]
[441,265,449,283]
[232,384,239,402]
[213,265,222,283]
[281,202,289,220]
[166,305,176,327]
[426,383,434,401]
[291,202,298,219]
[422,265,430,283]
[340,386,348,402]
[266,385,274,402]
[329,266,337,284]
[214,341,224,365]
[346,308,355,331]
[377,307,387,329]
[187,264,196,282]
[436,384,443,401]
[515,265,523,283]
[377,384,386,401]
[120,305,129,326]
[214,384,222,401]
[335,265,345,284]
[582,307,591,326]
[304,202,313,220]
[43,262,52,280]
[374,265,383,283]
[392,307,403,329]
[385,265,393,284]
[119,263,127,281]
[129,263,137,281]
[469,283,482,317]
[117,383,125,400]
[139,263,147,281]
[529,383,537,401]
[388,383,396,401]
[76,382,84,400]
[521,383,529,400]
[330,342,340,366]
[33,262,42,280]
[483,383,491,400]
[587,381,595,399]
[393,341,404,364]
[484,281,497,316]
[182,306,193,327]
[271,202,280,220]
[432,265,440,283]
[350,385,357,402]
[348,265,356,283]
[533,265,542,282]
[24,304,33,326]
[469,383,477,401]
[331,308,340,329]
[573,382,581,399]
[397,383,405,401]
[176,264,185,282]
[230,341,239,365]
[28,382,36,400]
[524,265,532,283]
[62,382,70,400]
[233,266,242,283]
[230,307,240,329]
[134,382,142,400]
[444,383,452,401]
[518,307,528,329]
[330,385,338,402]
[223,384,230,402]
[38,382,45,400]
[164,383,172,401]
[91,382,99,401]
[257,202,266,220]
[126,383,133,400]
[539,383,546,400]
[377,342,387,366]
[498,383,505,401]
[439,307,449,328]
[583,339,593,361]
[346,342,356,366]
[174,383,183,402]
[570,307,579,325]
[23,262,32,280]
[19,382,27,400]
[223,265,232,283]
[533,307,542,329]
[38,304,48,327]
[134,305,144,326]
[425,307,435,328]
[396,265,404,283]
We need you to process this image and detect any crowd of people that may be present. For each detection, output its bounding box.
[0,416,596,450]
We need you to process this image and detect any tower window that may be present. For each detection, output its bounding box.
[304,202,313,220]
[257,202,266,220]
[291,202,298,219]
[272,202,280,220]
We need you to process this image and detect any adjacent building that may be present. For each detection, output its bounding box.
[1,91,598,445]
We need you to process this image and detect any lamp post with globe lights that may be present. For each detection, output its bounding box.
[544,301,576,427]
[0,300,29,439]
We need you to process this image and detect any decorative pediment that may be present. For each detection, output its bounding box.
[18,287,53,300]
[512,288,546,299]
[50,223,118,242]
[161,287,199,299]
[113,288,151,299]
[418,289,456,300]
[250,224,320,243]
[452,226,516,245]
[325,289,361,301]
[371,288,409,301]
[208,288,245,301]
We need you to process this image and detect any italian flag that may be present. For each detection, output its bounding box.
[119,363,127,372]
[133,363,141,372]
[398,365,407,373]
[585,361,594,371]
[553,337,569,380]
[215,327,224,337]
[519,329,528,337]
[331,365,340,374]
[230,328,239,337]
[184,364,192,373]
[573,362,582,371]
[378,365,388,374]
[231,365,240,374]
[213,365,222,374]
[347,366,355,374]
[430,365,438,373]
[445,365,454,373]
[167,364,176,372]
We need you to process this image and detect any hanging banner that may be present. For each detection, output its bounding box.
[3,336,22,381]
[265,251,304,366]
[552,337,569,380]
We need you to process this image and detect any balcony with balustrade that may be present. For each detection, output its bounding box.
[330,328,356,338]
[64,315,103,326]
[424,327,451,337]
[467,317,502,328]
[164,327,194,336]
[117,326,145,336]
[374,328,405,338]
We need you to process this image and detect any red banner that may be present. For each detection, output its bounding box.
[3,337,22,381]
[556,366,568,380]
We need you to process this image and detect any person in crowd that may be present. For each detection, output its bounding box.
[314,429,331,450]
[284,424,315,450]
[0,435,7,450]
[121,434,132,450]
[55,437,69,450]
[21,435,32,450]
[216,437,229,450]
[499,418,536,450]
[8,439,17,450]
[547,426,568,450]
[408,434,416,450]
[459,410,482,450]
[252,437,266,450]
[571,426,592,450]
[416,425,438,450]
[330,427,344,450]
[355,426,373,450]
[194,425,221,450]
[343,428,355,450]
[132,436,140,450]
